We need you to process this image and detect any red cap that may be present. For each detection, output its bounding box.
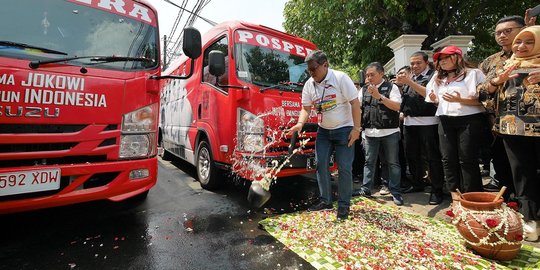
[433,45,463,61]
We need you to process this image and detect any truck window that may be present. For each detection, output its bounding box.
[0,0,159,71]
[202,36,229,86]
[234,31,311,92]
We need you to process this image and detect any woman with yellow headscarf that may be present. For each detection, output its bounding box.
[491,25,540,242]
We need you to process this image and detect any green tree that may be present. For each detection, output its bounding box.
[284,0,532,73]
[244,46,289,83]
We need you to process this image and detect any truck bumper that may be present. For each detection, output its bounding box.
[232,152,317,180]
[0,158,157,214]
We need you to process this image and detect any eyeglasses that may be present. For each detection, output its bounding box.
[307,64,321,73]
[494,27,521,37]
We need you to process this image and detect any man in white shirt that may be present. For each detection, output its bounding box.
[396,51,444,205]
[354,62,404,205]
[287,50,361,220]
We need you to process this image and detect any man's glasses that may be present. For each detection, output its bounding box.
[307,64,320,73]
[494,27,521,37]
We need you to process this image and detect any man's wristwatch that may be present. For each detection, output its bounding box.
[378,96,384,102]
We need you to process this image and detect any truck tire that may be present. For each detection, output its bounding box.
[160,147,174,161]
[196,140,221,190]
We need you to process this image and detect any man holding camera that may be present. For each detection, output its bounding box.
[396,52,444,205]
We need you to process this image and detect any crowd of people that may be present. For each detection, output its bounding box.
[287,12,540,242]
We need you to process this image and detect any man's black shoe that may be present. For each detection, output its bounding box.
[337,206,349,220]
[401,185,424,193]
[352,188,371,197]
[353,175,362,183]
[483,177,500,192]
[429,192,443,205]
[401,185,414,193]
[308,201,333,212]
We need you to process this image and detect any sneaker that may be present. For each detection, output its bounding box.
[353,175,362,184]
[392,194,404,206]
[524,221,538,242]
[483,177,500,192]
[308,201,333,212]
[337,206,350,220]
[379,185,390,195]
[352,188,371,197]
[429,192,443,205]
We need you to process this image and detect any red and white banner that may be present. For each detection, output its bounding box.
[67,0,157,27]
[234,30,314,58]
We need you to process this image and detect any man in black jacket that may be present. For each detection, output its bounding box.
[396,52,444,205]
[355,62,404,206]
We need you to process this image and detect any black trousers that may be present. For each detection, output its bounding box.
[404,124,444,193]
[492,135,514,194]
[438,114,484,193]
[503,135,540,221]
[352,139,365,177]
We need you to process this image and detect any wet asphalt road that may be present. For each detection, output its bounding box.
[0,158,319,270]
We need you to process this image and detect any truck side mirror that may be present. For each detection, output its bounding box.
[209,50,225,77]
[183,27,201,59]
[358,69,366,88]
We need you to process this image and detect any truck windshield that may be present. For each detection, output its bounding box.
[234,43,310,92]
[0,0,159,71]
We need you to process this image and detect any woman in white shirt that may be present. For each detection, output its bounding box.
[426,46,486,201]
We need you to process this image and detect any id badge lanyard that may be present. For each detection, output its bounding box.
[315,82,330,124]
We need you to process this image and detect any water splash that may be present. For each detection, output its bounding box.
[231,106,313,191]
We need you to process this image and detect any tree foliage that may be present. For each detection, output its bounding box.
[283,0,532,74]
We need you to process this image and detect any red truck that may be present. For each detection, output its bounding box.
[0,0,200,213]
[159,21,319,193]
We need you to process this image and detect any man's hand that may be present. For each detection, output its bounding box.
[525,8,538,27]
[367,84,381,99]
[395,73,412,86]
[286,123,303,137]
[348,129,360,147]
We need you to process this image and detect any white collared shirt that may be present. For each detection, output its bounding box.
[301,68,358,129]
[425,69,486,116]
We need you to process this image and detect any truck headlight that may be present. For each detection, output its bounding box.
[237,108,264,152]
[121,103,157,133]
[120,104,158,159]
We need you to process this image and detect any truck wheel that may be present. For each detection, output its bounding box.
[196,140,221,190]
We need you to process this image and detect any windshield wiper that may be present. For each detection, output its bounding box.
[29,56,154,69]
[258,81,304,92]
[0,41,68,55]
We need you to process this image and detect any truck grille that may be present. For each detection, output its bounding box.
[0,155,108,168]
[268,123,318,153]
[0,124,119,168]
[0,143,78,153]
[0,124,87,133]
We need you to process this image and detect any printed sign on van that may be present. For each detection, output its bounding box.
[235,30,314,58]
[68,0,157,26]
